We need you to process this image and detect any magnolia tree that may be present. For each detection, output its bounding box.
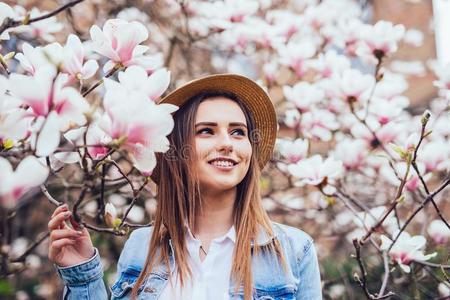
[0,0,449,298]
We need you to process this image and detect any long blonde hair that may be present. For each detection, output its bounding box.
[131,91,285,300]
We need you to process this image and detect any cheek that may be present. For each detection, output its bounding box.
[237,141,252,162]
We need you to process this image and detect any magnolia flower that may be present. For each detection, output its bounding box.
[99,83,178,174]
[191,0,259,23]
[283,82,324,112]
[90,19,163,73]
[368,97,403,125]
[300,109,340,142]
[105,66,170,102]
[427,220,450,245]
[15,43,63,75]
[288,154,343,186]
[380,230,437,273]
[62,34,99,83]
[356,20,405,63]
[338,69,374,103]
[373,71,408,100]
[418,140,450,172]
[0,156,49,208]
[8,66,90,156]
[430,61,450,90]
[278,138,309,164]
[438,283,450,298]
[333,139,368,170]
[283,109,301,129]
[309,50,351,79]
[403,28,424,47]
[278,39,316,77]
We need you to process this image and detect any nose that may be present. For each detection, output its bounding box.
[217,129,233,154]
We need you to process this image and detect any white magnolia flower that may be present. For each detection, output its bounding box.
[0,156,49,208]
[283,82,324,112]
[380,230,437,273]
[288,154,343,186]
[427,219,450,245]
[277,138,309,163]
[333,138,368,170]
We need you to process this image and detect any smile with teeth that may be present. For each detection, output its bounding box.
[210,160,236,167]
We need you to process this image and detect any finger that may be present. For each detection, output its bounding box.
[50,238,76,251]
[51,203,68,218]
[50,228,83,242]
[48,211,72,231]
[69,216,82,230]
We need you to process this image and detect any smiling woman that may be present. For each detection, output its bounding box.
[48,74,322,300]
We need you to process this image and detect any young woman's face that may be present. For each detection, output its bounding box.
[194,97,252,192]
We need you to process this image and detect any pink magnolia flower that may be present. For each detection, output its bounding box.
[0,156,49,209]
[283,109,301,129]
[99,84,178,174]
[300,109,340,142]
[368,98,403,125]
[277,138,309,164]
[288,154,343,186]
[309,50,351,79]
[283,82,324,112]
[8,66,90,156]
[373,72,408,100]
[15,43,63,75]
[62,34,99,83]
[430,61,450,90]
[191,0,259,23]
[333,139,368,170]
[338,69,374,103]
[278,39,316,77]
[380,230,437,273]
[104,66,170,102]
[90,19,163,73]
[427,220,450,245]
[418,140,450,172]
[356,20,405,63]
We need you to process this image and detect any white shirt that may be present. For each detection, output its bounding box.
[159,225,236,300]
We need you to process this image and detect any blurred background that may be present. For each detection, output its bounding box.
[1,0,449,299]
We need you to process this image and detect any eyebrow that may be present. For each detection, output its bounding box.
[195,122,247,128]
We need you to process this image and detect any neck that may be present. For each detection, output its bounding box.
[193,186,236,240]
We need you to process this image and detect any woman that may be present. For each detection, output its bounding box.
[48,74,322,300]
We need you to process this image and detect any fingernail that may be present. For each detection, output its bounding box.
[65,211,71,217]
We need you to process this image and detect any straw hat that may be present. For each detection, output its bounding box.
[151,73,277,183]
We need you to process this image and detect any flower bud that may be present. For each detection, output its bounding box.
[104,203,118,228]
[421,110,431,126]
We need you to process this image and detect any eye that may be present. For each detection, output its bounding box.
[231,128,246,136]
[197,128,213,135]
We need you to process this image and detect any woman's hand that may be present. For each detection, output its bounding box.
[48,204,95,267]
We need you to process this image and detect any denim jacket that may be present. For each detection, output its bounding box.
[56,222,322,300]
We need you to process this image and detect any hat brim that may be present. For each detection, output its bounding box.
[151,73,277,183]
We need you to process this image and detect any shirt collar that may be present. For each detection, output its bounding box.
[182,223,277,247]
[184,223,236,244]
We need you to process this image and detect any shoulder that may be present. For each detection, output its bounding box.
[271,222,315,256]
[117,226,154,271]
